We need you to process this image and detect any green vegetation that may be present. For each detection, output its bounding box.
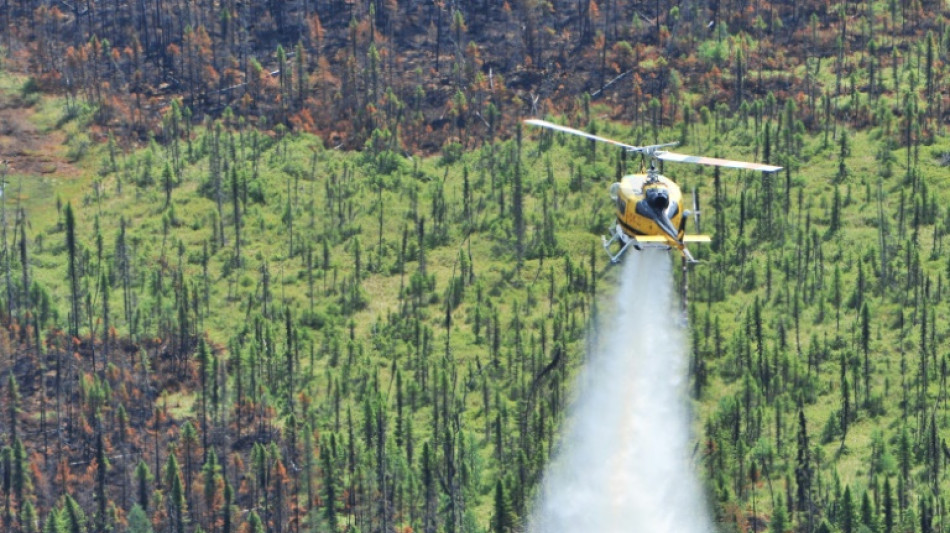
[4,60,950,531]
[0,72,614,532]
[1,1,950,532]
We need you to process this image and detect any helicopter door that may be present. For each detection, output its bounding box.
[609,183,626,214]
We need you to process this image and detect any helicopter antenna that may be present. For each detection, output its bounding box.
[525,119,783,173]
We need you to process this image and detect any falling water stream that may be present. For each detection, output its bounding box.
[529,250,713,532]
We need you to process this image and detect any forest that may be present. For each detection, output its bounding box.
[0,0,950,532]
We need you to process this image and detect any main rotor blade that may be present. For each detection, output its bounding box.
[525,118,781,171]
[524,119,642,151]
[656,151,782,172]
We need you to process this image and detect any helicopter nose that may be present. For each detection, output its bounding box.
[652,209,679,242]
[657,218,679,241]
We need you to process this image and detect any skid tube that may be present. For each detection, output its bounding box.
[601,223,672,264]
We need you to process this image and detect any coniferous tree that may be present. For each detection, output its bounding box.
[829,187,842,236]
[734,47,745,107]
[64,202,80,338]
[883,477,894,533]
[20,499,38,533]
[320,436,338,530]
[1,445,12,528]
[422,441,436,533]
[135,460,153,511]
[861,303,872,405]
[162,162,175,208]
[165,454,187,533]
[860,490,878,533]
[201,447,220,529]
[222,477,235,533]
[772,498,789,533]
[795,409,812,516]
[44,508,62,533]
[513,126,525,265]
[231,168,242,268]
[196,340,211,453]
[94,421,110,533]
[245,510,265,533]
[840,485,855,533]
[491,480,514,533]
[836,130,850,183]
[62,494,87,533]
[6,373,18,446]
[127,505,153,533]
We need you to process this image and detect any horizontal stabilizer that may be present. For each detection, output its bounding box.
[682,235,712,243]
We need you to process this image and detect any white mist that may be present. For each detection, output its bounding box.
[529,250,713,532]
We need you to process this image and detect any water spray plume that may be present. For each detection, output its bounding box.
[530,251,713,532]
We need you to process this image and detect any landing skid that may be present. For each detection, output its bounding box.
[601,223,671,264]
[601,232,635,264]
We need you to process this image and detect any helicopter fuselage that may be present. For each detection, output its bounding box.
[613,174,685,242]
[603,173,709,263]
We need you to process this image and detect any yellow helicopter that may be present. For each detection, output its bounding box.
[525,119,782,264]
